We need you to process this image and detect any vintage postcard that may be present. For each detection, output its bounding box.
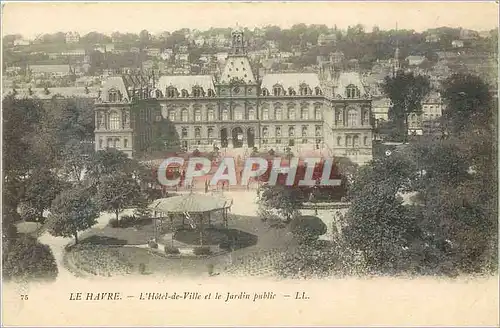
[1,1,499,326]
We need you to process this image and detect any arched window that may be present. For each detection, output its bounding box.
[194,109,202,122]
[109,111,120,130]
[114,138,120,149]
[167,88,177,98]
[107,138,112,148]
[124,139,128,148]
[273,85,283,96]
[337,136,342,146]
[181,127,188,138]
[262,108,269,120]
[207,128,214,139]
[207,109,215,121]
[108,89,122,102]
[288,126,295,137]
[315,106,322,120]
[288,108,295,120]
[234,108,243,120]
[248,108,256,120]
[363,136,368,145]
[315,125,322,136]
[275,108,282,120]
[222,109,229,121]
[353,135,359,146]
[123,112,129,127]
[275,126,281,137]
[181,89,189,97]
[301,126,308,137]
[181,109,188,122]
[315,87,322,96]
[335,109,342,124]
[363,110,369,124]
[345,135,352,147]
[347,109,358,126]
[168,109,176,121]
[300,85,310,96]
[194,127,201,139]
[346,84,360,98]
[262,88,270,96]
[301,107,309,120]
[192,87,203,98]
[262,127,268,137]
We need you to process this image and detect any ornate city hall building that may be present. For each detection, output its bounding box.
[95,28,374,165]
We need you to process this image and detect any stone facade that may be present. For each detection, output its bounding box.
[94,29,374,165]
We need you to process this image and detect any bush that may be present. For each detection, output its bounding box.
[120,215,137,227]
[148,240,158,249]
[3,235,58,282]
[290,216,327,244]
[219,241,232,250]
[164,245,180,255]
[193,246,212,256]
[108,218,119,228]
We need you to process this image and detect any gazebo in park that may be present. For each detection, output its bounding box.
[148,193,233,246]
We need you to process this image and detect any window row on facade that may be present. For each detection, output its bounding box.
[107,88,150,102]
[166,106,323,122]
[335,134,371,147]
[96,110,130,130]
[262,85,322,97]
[334,108,371,127]
[98,137,130,150]
[180,138,323,150]
[179,124,324,140]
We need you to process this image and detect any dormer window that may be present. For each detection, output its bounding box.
[262,88,270,96]
[273,85,283,96]
[192,87,203,98]
[108,89,122,102]
[288,88,296,96]
[300,85,310,96]
[315,87,322,96]
[155,90,163,98]
[207,89,215,97]
[166,87,177,98]
[181,89,189,98]
[346,84,360,98]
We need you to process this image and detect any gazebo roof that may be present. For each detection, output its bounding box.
[149,193,232,214]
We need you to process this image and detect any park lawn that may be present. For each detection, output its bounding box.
[66,244,222,277]
[79,219,156,245]
[15,221,41,235]
[69,214,295,277]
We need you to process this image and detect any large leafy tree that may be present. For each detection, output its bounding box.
[149,118,181,153]
[257,184,304,223]
[23,168,65,222]
[441,73,493,135]
[96,173,142,222]
[382,70,431,142]
[2,96,44,177]
[344,152,420,272]
[86,148,134,186]
[47,187,99,244]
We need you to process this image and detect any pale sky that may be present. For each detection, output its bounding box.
[2,1,498,38]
